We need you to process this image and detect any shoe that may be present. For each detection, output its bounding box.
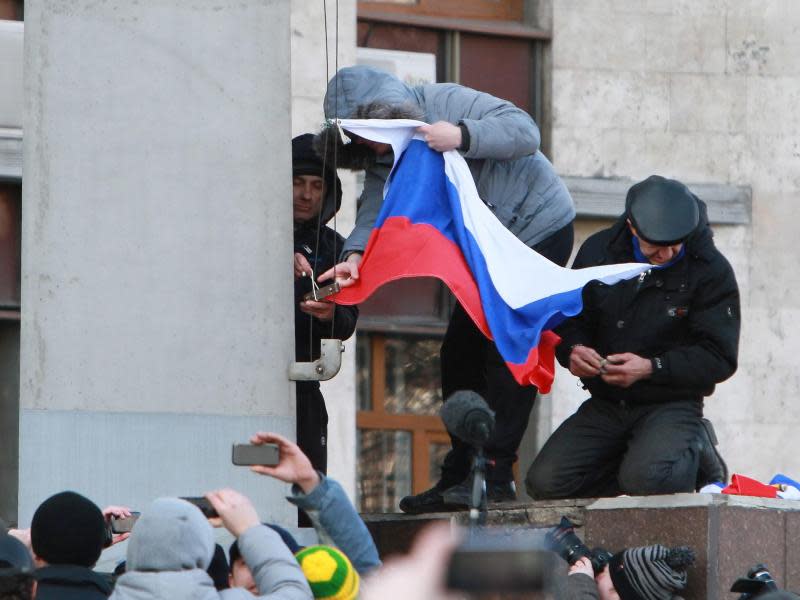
[696,418,729,488]
[442,479,517,506]
[399,482,465,515]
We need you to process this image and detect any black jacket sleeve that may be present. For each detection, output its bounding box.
[649,255,740,388]
[316,303,358,343]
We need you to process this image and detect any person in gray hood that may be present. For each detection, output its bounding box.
[315,65,576,514]
[109,490,312,600]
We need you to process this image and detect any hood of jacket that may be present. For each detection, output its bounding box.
[316,66,425,171]
[125,498,215,573]
[110,569,219,600]
[323,65,419,120]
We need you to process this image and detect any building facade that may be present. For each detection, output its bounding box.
[1,0,798,523]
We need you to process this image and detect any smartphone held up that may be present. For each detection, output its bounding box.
[231,443,280,467]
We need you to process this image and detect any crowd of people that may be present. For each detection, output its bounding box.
[2,438,797,600]
[0,432,381,600]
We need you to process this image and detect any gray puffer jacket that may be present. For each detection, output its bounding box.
[109,498,312,600]
[321,65,575,256]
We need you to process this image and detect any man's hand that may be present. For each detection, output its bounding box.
[249,431,320,494]
[568,557,595,578]
[417,122,462,153]
[294,253,313,280]
[299,299,335,321]
[205,489,260,538]
[569,345,605,378]
[601,353,653,388]
[102,505,134,545]
[317,252,362,289]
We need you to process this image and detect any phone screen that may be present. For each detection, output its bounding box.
[110,513,140,534]
[231,443,280,466]
[180,497,219,518]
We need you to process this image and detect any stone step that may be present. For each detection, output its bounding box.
[363,493,800,599]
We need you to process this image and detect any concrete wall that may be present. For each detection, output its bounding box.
[544,0,800,482]
[20,0,295,525]
[290,0,358,498]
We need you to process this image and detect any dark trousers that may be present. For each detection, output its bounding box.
[525,397,704,499]
[296,384,328,474]
[296,384,328,527]
[438,220,575,486]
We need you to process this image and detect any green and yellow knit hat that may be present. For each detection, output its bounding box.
[295,545,359,600]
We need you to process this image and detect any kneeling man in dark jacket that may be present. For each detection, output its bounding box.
[526,175,740,499]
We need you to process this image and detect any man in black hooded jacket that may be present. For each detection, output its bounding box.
[526,175,740,499]
[291,134,358,478]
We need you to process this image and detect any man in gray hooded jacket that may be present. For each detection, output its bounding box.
[316,66,575,513]
[109,489,312,600]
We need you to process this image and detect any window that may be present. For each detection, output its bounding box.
[356,329,451,512]
[357,1,551,145]
[0,183,20,314]
[0,182,20,526]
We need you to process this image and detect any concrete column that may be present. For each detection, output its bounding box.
[20,0,295,525]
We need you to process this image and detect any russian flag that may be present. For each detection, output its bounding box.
[333,119,649,393]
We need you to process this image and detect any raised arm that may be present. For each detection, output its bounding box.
[248,432,381,575]
[423,83,540,161]
[207,489,312,600]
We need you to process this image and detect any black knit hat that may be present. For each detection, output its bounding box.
[292,133,342,222]
[30,491,106,567]
[609,544,695,600]
[626,175,700,246]
[293,133,327,178]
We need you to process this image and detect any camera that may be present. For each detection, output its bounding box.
[546,516,613,575]
[730,564,779,599]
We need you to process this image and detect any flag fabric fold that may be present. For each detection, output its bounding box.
[332,119,649,393]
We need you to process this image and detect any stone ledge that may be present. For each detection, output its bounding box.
[362,497,595,556]
[363,494,800,599]
[589,491,800,511]
[565,175,752,225]
[584,494,800,600]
